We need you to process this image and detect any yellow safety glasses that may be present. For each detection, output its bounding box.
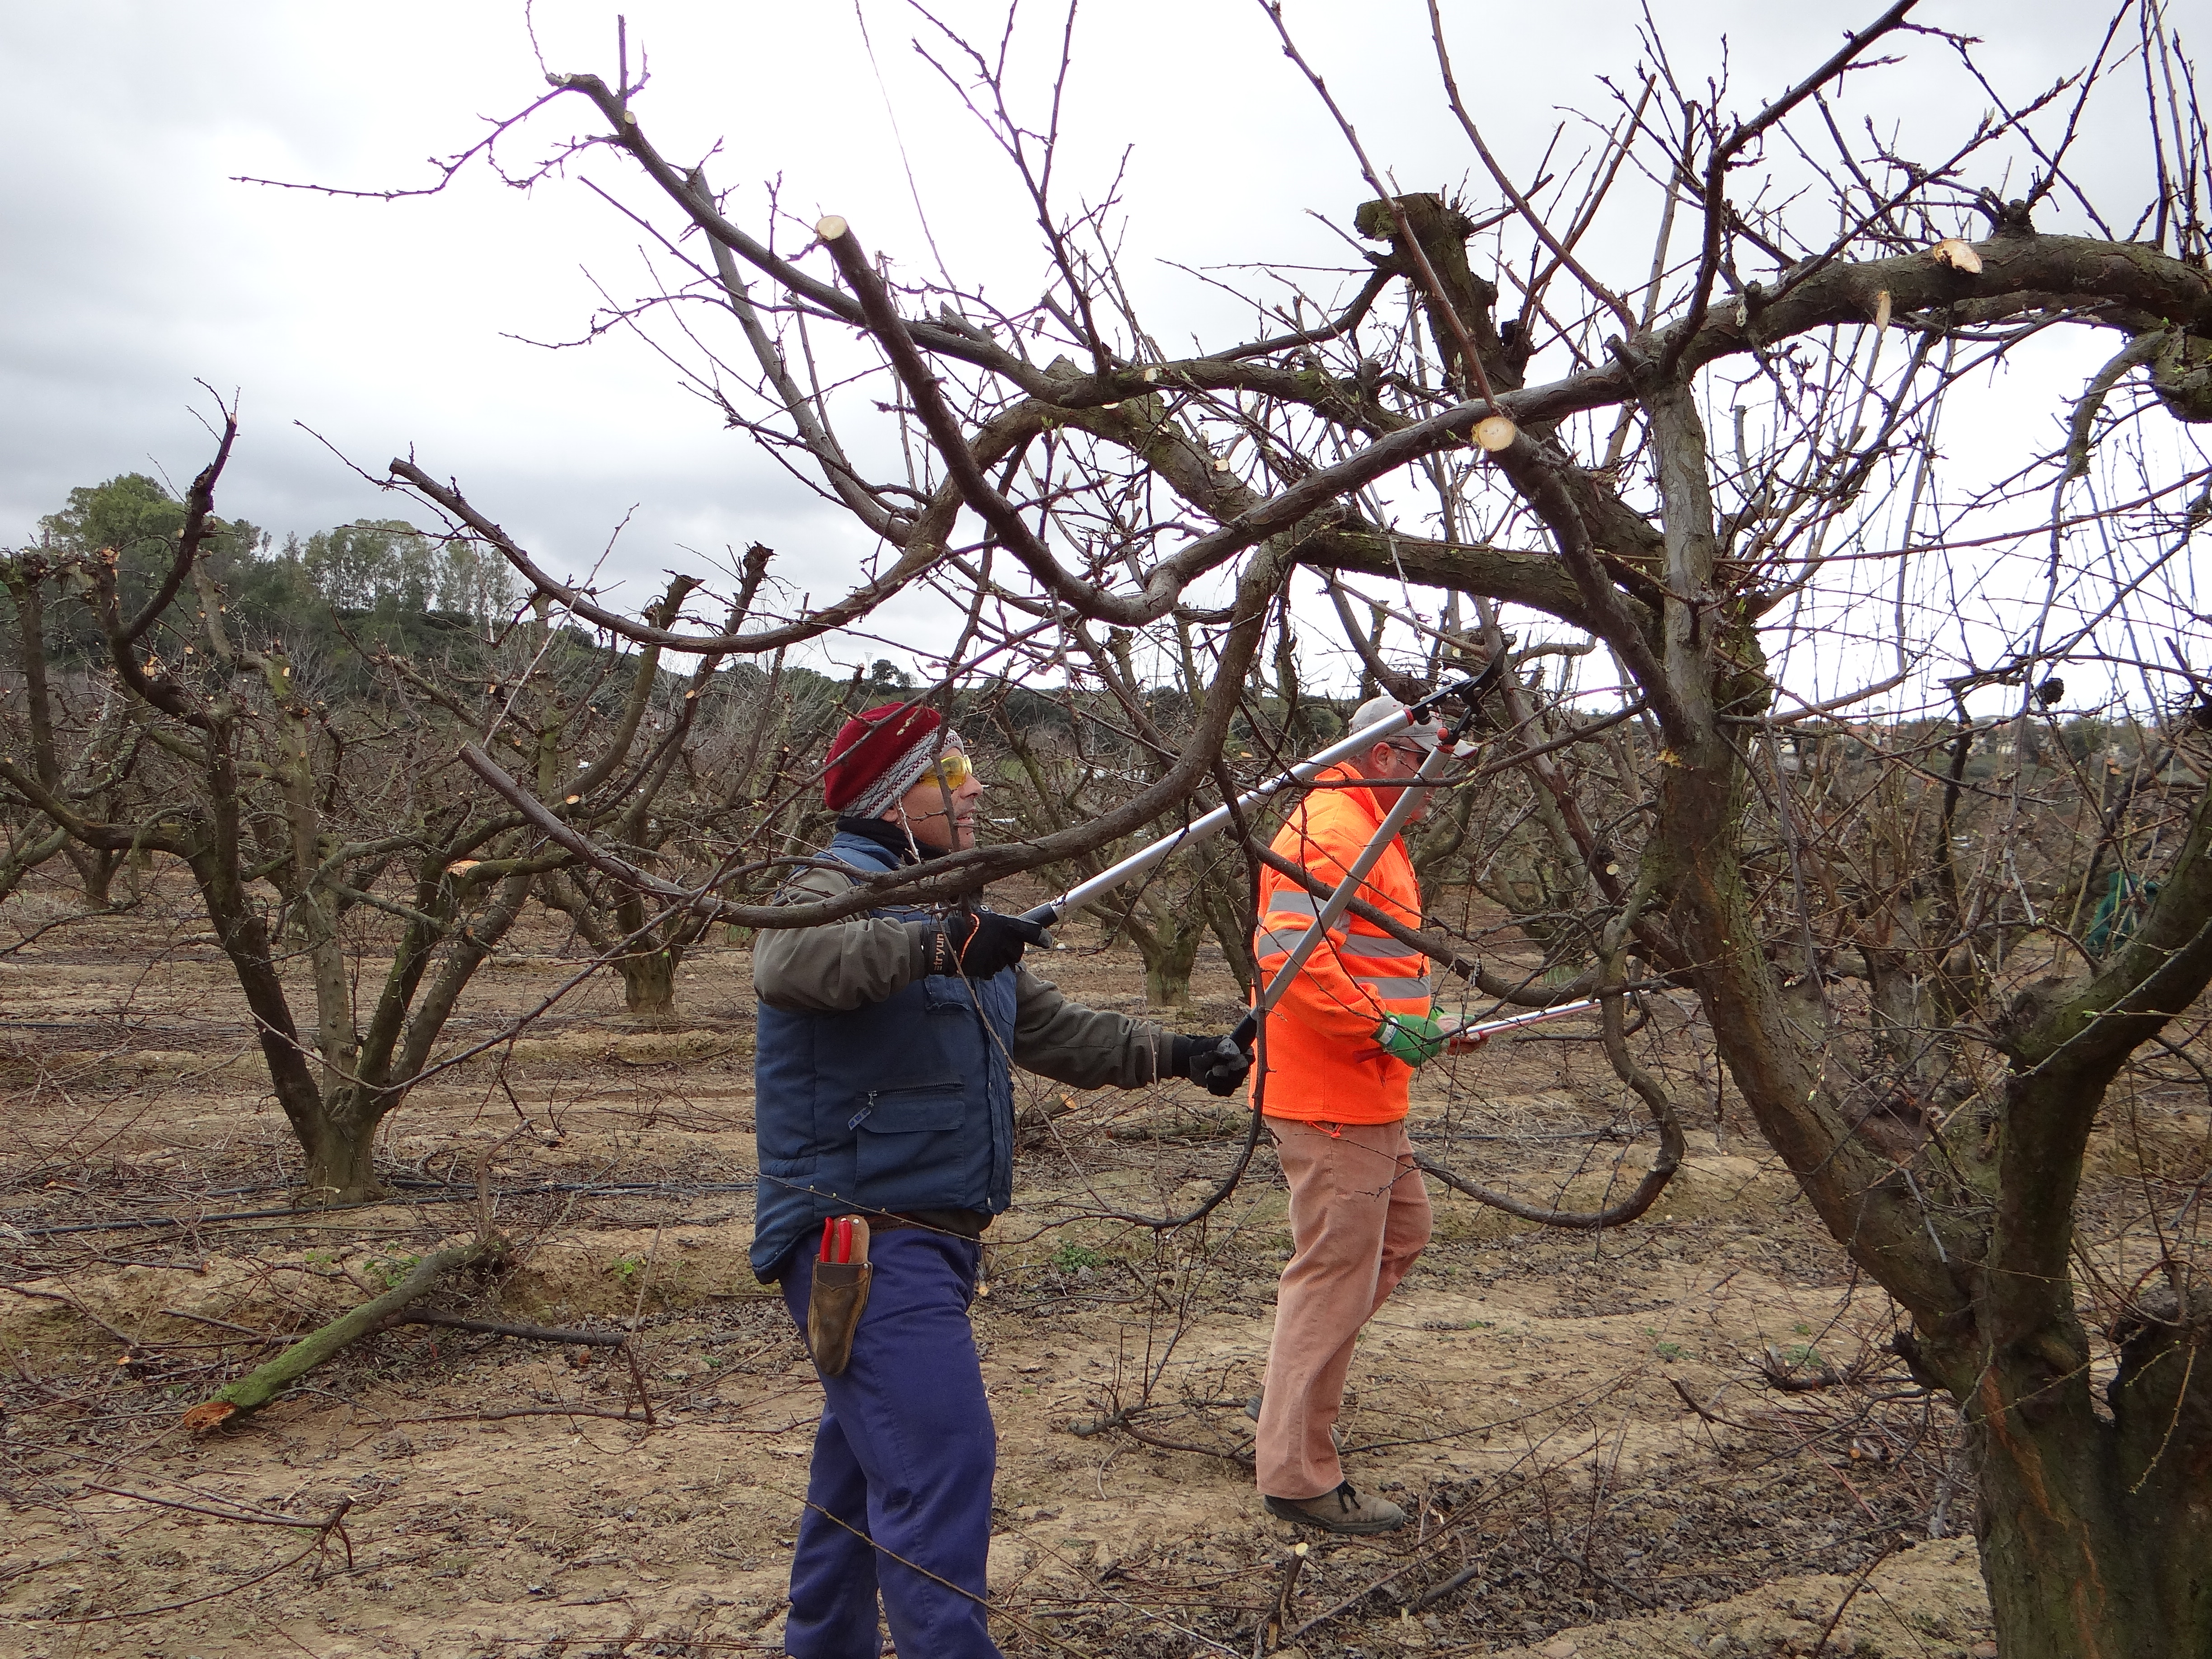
[925,750,977,790]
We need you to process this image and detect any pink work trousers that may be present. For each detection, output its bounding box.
[1255,1115,1432,1500]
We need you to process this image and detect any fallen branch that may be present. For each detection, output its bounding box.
[181,1241,501,1432]
[83,1484,353,1556]
[1671,1375,1759,1431]
[1118,1416,1253,1467]
[391,1309,625,1346]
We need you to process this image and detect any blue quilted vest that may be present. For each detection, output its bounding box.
[751,830,1018,1278]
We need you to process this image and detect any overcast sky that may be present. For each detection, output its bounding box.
[1,0,2184,703]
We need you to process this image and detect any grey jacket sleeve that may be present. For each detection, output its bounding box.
[754,871,1178,1088]
[751,865,935,1013]
[1011,966,1177,1091]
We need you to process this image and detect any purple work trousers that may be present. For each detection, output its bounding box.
[775,1228,1000,1659]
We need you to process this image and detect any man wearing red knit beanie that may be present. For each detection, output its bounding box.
[751,700,1251,1659]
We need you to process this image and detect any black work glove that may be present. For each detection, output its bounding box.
[927,906,1045,979]
[1171,1034,1254,1097]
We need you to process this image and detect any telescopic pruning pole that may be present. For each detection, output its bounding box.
[1015,672,1481,929]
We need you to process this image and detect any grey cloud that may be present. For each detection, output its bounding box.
[0,0,2170,655]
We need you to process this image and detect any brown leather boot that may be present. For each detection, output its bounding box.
[1264,1481,1406,1535]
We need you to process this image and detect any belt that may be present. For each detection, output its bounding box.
[865,1208,991,1240]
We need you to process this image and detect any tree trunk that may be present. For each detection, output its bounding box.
[1200,876,1255,1000]
[620,944,679,1018]
[1140,915,1203,1008]
[66,845,120,908]
[1971,1297,2212,1658]
[298,1100,388,1206]
[184,836,368,1207]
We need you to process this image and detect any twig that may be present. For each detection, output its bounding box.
[1284,1530,1465,1645]
[621,1336,657,1429]
[472,1122,527,1244]
[158,1307,268,1337]
[373,1404,651,1426]
[2,1284,140,1349]
[1258,1541,1308,1655]
[1809,1533,1900,1656]
[1116,1416,1251,1467]
[52,1499,352,1624]
[389,1309,626,1346]
[81,1483,342,1540]
[1409,1560,1482,1611]
[1823,1458,1883,1523]
[1671,1375,1757,1430]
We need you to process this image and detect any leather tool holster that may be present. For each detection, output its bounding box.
[807,1218,872,1377]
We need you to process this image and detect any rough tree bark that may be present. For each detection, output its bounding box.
[1350,184,2212,1657]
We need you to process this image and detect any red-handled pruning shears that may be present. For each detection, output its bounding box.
[817,1217,854,1263]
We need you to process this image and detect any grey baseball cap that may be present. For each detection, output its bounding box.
[1348,694,1473,756]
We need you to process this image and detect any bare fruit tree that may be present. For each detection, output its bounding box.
[254,1,2212,1650]
[0,418,740,1202]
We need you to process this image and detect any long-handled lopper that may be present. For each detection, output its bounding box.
[1355,995,1603,1059]
[1014,669,1490,931]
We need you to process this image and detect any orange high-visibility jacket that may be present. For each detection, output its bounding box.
[1251,763,1431,1124]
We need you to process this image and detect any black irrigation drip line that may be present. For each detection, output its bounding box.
[32,1182,294,1204]
[4,1020,249,1030]
[15,1205,441,1237]
[12,1179,759,1237]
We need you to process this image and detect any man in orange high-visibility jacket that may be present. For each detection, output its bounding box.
[1249,694,1464,1536]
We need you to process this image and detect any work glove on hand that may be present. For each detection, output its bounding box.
[921,907,1045,979]
[1374,1011,1452,1068]
[1170,1034,1254,1097]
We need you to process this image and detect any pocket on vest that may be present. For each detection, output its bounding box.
[852,1084,969,1207]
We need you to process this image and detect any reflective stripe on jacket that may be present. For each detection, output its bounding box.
[1251,762,1429,1124]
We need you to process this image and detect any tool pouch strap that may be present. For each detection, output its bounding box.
[807,1260,873,1377]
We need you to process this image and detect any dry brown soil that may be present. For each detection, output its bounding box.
[0,884,2000,1658]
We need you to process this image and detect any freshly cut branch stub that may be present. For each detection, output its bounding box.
[1931,238,1983,274]
[1872,290,1892,331]
[1472,415,1519,452]
[815,215,849,243]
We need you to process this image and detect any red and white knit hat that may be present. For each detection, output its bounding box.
[823,703,965,816]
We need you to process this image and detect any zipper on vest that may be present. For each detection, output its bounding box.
[848,1096,875,1131]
